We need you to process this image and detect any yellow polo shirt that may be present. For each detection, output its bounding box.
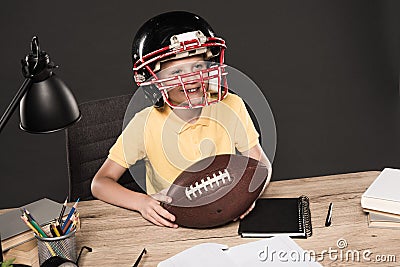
[108,93,260,194]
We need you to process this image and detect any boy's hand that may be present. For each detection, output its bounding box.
[136,192,178,228]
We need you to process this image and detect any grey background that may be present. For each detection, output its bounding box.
[0,0,399,208]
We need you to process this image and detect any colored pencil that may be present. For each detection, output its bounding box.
[65,213,79,235]
[20,215,40,236]
[22,208,36,222]
[49,224,57,237]
[20,215,56,256]
[52,223,61,237]
[58,196,68,224]
[62,213,75,234]
[56,221,63,235]
[22,209,48,238]
[29,217,48,238]
[62,198,80,230]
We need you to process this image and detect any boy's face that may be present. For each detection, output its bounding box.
[158,55,209,108]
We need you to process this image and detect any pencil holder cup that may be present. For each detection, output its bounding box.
[35,229,77,266]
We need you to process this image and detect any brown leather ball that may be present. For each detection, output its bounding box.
[162,154,269,228]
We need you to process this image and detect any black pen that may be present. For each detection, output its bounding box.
[133,248,147,267]
[325,202,333,227]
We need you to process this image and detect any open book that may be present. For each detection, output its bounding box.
[158,236,321,266]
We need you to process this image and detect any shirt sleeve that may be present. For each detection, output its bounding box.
[234,97,260,152]
[108,109,148,168]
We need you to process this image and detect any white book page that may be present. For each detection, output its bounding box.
[158,237,321,267]
[158,243,239,267]
[227,236,321,266]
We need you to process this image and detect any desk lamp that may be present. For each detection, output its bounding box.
[0,36,80,266]
[0,36,81,134]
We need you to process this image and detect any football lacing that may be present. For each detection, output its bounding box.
[185,169,232,200]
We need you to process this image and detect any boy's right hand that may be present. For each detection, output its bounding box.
[136,192,178,228]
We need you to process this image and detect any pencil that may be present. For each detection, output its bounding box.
[23,208,36,222]
[28,217,48,238]
[58,196,68,224]
[21,215,56,256]
[62,214,74,235]
[49,224,57,237]
[62,198,80,230]
[65,213,79,235]
[52,223,61,237]
[55,221,63,236]
[22,209,48,238]
[20,215,40,236]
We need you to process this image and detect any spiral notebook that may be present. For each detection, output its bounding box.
[238,196,312,238]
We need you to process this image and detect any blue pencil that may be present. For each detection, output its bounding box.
[62,198,80,230]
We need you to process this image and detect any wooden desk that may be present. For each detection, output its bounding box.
[4,171,400,266]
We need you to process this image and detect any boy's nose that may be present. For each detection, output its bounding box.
[181,71,201,84]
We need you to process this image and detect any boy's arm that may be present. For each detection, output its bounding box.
[241,143,272,188]
[91,158,178,228]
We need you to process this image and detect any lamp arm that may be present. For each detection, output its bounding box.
[0,78,33,133]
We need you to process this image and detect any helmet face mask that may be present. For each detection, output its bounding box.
[142,58,228,109]
[132,11,228,109]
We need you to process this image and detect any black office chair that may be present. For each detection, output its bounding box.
[65,94,146,201]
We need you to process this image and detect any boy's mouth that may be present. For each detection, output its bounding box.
[181,87,200,94]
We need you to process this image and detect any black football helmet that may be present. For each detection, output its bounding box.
[132,11,228,109]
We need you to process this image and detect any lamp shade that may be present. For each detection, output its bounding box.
[19,74,81,133]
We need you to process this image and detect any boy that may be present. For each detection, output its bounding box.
[91,11,272,228]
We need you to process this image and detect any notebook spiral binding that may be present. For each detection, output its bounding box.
[299,195,312,237]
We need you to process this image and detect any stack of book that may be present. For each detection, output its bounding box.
[361,168,400,229]
[1,198,71,253]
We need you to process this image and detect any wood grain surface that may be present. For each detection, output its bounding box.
[3,171,400,266]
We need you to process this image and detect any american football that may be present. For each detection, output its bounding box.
[162,154,269,228]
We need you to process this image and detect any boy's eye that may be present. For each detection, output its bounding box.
[170,69,182,75]
[193,63,205,70]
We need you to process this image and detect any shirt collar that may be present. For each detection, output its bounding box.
[163,105,211,134]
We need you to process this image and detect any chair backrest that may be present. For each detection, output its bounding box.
[65,94,146,201]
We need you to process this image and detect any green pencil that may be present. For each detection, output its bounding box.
[22,209,48,237]
[29,217,48,237]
